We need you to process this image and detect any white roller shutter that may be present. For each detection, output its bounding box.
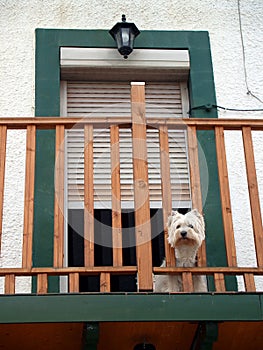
[64,81,191,208]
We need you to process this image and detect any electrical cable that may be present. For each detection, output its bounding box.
[188,2,263,116]
[216,105,263,112]
[237,0,263,104]
[189,104,263,114]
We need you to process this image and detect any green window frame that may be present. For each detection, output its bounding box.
[34,29,235,292]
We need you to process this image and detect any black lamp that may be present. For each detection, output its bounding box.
[109,14,140,59]
[134,343,156,350]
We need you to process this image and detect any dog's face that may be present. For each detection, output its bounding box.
[167,209,205,249]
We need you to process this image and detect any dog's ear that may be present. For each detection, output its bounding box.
[190,209,205,238]
[167,216,173,228]
[190,209,202,219]
[167,210,178,227]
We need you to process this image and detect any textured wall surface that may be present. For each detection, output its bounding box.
[0,0,262,292]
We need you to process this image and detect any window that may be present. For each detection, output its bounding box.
[60,48,192,291]
[60,48,191,208]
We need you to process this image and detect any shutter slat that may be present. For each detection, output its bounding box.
[66,82,190,206]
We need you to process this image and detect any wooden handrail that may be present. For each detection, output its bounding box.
[0,266,138,276]
[0,117,263,130]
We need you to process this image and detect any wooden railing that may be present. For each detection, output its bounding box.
[0,84,263,294]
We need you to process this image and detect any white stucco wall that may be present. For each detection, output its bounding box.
[0,0,262,292]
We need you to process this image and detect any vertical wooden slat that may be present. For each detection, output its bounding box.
[84,125,94,266]
[54,125,65,268]
[37,273,48,294]
[131,82,153,291]
[214,273,226,292]
[100,272,111,292]
[244,273,256,292]
[242,126,263,267]
[159,125,175,267]
[22,125,36,268]
[110,125,123,266]
[215,126,237,267]
[5,274,15,294]
[187,126,206,266]
[0,125,7,252]
[69,273,80,293]
[182,272,194,292]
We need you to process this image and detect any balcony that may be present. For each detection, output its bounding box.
[0,84,263,297]
[1,84,263,349]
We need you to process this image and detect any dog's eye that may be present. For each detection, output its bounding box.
[188,224,194,228]
[176,225,181,229]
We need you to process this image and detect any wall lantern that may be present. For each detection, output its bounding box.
[109,14,140,59]
[134,343,156,350]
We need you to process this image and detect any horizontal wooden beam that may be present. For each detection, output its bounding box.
[153,267,263,275]
[1,266,263,276]
[0,266,138,276]
[0,117,263,130]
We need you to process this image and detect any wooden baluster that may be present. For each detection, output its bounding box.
[69,273,80,293]
[5,274,15,294]
[215,126,237,267]
[159,125,175,267]
[131,82,153,291]
[244,273,256,292]
[0,125,7,252]
[187,125,207,266]
[37,273,48,294]
[22,125,36,268]
[84,125,95,267]
[214,273,226,292]
[110,125,123,267]
[54,125,65,268]
[100,272,111,292]
[182,272,194,292]
[242,126,263,267]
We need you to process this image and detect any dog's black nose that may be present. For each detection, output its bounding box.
[181,231,187,238]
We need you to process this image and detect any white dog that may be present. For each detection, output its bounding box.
[154,209,207,292]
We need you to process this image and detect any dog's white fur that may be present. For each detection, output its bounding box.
[154,209,207,292]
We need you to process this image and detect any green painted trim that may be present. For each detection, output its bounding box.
[35,29,218,119]
[34,29,234,293]
[260,295,263,319]
[0,294,262,324]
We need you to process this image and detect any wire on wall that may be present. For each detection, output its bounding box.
[189,104,263,115]
[237,0,263,104]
